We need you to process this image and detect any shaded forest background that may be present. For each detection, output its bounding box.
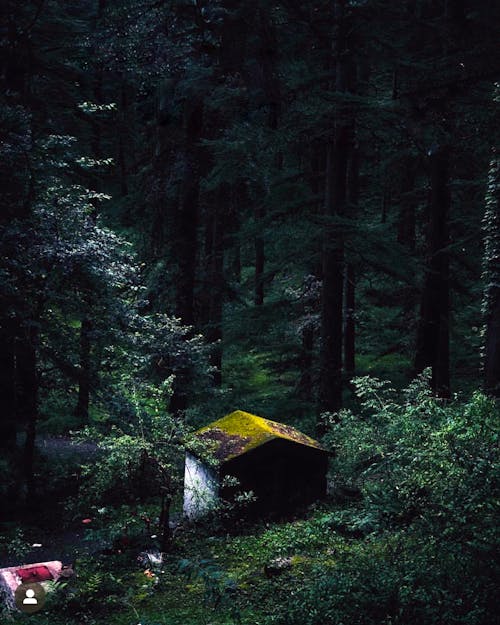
[0,2,499,624]
[1,0,499,484]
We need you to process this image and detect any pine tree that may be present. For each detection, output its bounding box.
[482,146,500,396]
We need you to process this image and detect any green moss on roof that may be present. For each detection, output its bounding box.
[194,410,325,463]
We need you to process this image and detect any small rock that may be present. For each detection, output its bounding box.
[264,556,293,578]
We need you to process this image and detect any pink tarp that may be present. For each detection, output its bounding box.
[16,565,53,583]
[0,560,63,609]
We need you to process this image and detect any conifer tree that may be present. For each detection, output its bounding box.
[482,146,500,396]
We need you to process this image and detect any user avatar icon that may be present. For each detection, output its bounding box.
[14,582,46,613]
[23,588,38,605]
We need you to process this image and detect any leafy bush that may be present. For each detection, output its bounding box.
[327,373,499,538]
[266,375,499,625]
[0,526,28,559]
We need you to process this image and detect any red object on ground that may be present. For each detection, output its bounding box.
[82,518,92,524]
[16,565,53,583]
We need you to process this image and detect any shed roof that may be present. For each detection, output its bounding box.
[193,410,326,463]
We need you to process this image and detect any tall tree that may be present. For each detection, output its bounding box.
[253,6,282,307]
[74,0,109,423]
[319,0,355,414]
[414,145,451,397]
[482,149,500,396]
[175,97,204,327]
[203,0,249,385]
[343,135,360,379]
[0,0,38,480]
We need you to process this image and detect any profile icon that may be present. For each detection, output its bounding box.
[14,582,46,613]
[23,588,38,605]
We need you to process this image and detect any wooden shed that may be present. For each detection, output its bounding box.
[183,410,329,519]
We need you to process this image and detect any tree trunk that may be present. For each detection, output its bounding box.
[381,180,389,224]
[0,320,17,448]
[197,201,214,329]
[318,0,354,416]
[298,323,314,401]
[344,140,359,378]
[254,203,265,306]
[207,187,226,387]
[74,2,106,418]
[75,316,92,422]
[175,100,203,326]
[159,493,172,553]
[319,138,348,415]
[228,185,242,283]
[170,99,204,415]
[483,152,500,396]
[17,325,39,499]
[253,8,281,307]
[344,265,355,377]
[218,2,246,288]
[397,155,416,250]
[445,0,466,26]
[118,79,129,198]
[1,14,33,489]
[484,293,500,397]
[90,0,106,162]
[414,145,450,397]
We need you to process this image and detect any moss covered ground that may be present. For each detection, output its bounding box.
[5,504,353,625]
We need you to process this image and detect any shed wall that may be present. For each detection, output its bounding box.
[183,452,219,519]
[221,439,328,516]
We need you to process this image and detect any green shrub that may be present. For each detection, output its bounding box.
[266,374,499,625]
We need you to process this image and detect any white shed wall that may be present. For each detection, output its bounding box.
[183,452,219,519]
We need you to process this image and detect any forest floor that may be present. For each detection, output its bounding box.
[3,393,497,625]
[4,495,359,625]
[3,437,344,624]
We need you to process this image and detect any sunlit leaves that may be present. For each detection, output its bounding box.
[78,101,118,113]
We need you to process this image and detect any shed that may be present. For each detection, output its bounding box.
[183,410,329,519]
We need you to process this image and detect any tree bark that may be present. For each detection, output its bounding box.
[228,185,242,283]
[118,79,129,198]
[175,100,204,326]
[75,315,92,422]
[344,140,359,378]
[74,2,106,419]
[1,10,34,490]
[344,264,355,377]
[254,203,265,306]
[90,0,106,162]
[17,325,39,499]
[414,145,451,397]
[319,138,348,415]
[484,292,500,397]
[159,493,172,553]
[253,8,281,307]
[298,322,314,401]
[207,186,226,387]
[170,99,204,415]
[483,152,500,396]
[319,0,354,416]
[397,155,416,251]
[0,320,17,448]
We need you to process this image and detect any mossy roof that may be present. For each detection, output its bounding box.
[193,410,326,463]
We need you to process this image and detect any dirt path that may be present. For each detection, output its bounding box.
[35,434,100,459]
[0,529,102,569]
[1,435,178,569]
[0,436,103,568]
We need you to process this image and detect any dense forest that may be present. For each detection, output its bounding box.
[1,1,499,624]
